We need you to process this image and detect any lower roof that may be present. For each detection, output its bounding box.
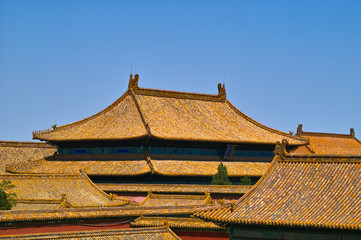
[196,155,361,231]
[7,158,270,177]
[131,216,226,230]
[97,183,252,195]
[139,192,213,207]
[0,204,212,223]
[0,141,55,174]
[292,131,361,155]
[0,227,180,240]
[0,173,127,210]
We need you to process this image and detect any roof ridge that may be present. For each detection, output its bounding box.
[0,141,54,148]
[284,154,361,162]
[133,87,225,102]
[33,91,133,140]
[225,100,309,145]
[130,90,151,136]
[299,131,354,138]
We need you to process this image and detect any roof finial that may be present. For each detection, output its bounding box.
[274,139,288,160]
[350,128,355,137]
[297,124,303,135]
[128,73,139,90]
[217,83,226,99]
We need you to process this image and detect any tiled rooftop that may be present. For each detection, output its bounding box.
[0,204,211,223]
[0,227,181,240]
[97,183,252,194]
[33,75,307,145]
[0,173,128,210]
[0,141,55,173]
[7,158,269,177]
[196,155,361,231]
[131,216,226,230]
[7,159,151,176]
[292,128,361,155]
[139,192,213,207]
[152,160,270,177]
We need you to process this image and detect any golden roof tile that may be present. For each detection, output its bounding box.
[7,158,268,177]
[7,159,151,176]
[151,160,270,177]
[0,141,55,174]
[0,173,128,210]
[0,227,181,240]
[292,129,361,155]
[131,216,226,230]
[196,155,361,231]
[139,192,214,207]
[0,204,210,223]
[33,75,307,145]
[97,183,252,194]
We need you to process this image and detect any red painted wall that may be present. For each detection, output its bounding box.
[175,230,229,240]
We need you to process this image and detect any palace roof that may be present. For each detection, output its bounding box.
[131,216,225,230]
[98,183,252,195]
[0,227,181,240]
[139,192,213,207]
[0,141,55,173]
[0,204,211,223]
[33,74,307,145]
[7,157,270,177]
[195,154,361,231]
[0,173,128,210]
[291,125,361,155]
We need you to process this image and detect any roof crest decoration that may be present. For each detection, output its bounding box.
[128,74,139,90]
[217,83,226,99]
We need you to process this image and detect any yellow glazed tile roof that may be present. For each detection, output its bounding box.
[7,159,151,176]
[97,183,252,194]
[0,227,181,240]
[292,131,361,155]
[0,204,210,223]
[151,160,270,177]
[0,173,128,210]
[131,216,226,230]
[33,76,307,145]
[0,141,56,174]
[139,192,213,207]
[7,158,268,177]
[196,155,361,231]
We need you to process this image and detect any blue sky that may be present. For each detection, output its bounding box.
[1,0,360,141]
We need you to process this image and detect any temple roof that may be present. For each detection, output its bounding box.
[195,154,361,231]
[139,192,213,207]
[7,159,151,176]
[33,74,307,145]
[291,125,361,155]
[7,157,269,177]
[98,183,252,195]
[131,216,225,230]
[0,173,128,210]
[0,141,55,173]
[0,227,181,240]
[0,204,211,223]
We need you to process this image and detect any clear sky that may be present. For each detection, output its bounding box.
[1,0,360,141]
